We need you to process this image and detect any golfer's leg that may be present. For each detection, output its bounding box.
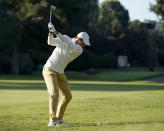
[42,67,59,122]
[56,74,72,120]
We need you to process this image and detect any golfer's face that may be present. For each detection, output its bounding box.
[76,37,85,47]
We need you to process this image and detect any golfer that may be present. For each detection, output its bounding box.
[42,23,90,127]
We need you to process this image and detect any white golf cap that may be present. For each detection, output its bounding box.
[77,32,90,46]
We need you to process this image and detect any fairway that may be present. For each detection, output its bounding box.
[0,71,164,131]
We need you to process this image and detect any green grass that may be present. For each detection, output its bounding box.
[0,71,164,131]
[0,71,163,81]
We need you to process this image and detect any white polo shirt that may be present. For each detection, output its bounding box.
[45,33,83,74]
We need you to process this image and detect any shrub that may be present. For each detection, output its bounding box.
[158,49,164,66]
[66,50,117,71]
[99,53,117,68]
[19,54,34,74]
[0,55,11,73]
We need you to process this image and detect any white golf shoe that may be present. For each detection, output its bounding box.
[48,121,63,127]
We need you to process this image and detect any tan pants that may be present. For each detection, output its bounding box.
[42,66,72,122]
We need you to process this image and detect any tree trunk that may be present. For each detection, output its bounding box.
[11,42,19,74]
[11,25,22,74]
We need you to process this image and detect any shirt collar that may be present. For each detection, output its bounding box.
[72,38,76,44]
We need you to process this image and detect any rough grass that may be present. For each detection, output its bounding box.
[0,71,164,131]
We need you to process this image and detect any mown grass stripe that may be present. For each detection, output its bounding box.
[0,80,164,86]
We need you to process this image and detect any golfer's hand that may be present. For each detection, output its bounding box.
[48,22,56,32]
[48,32,53,36]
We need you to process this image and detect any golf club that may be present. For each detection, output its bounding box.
[50,5,56,23]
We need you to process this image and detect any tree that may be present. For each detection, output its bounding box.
[0,0,100,73]
[90,0,129,55]
[150,0,164,35]
[50,0,99,35]
[0,0,48,74]
[150,0,164,67]
[98,0,129,39]
[125,20,150,66]
[150,0,164,18]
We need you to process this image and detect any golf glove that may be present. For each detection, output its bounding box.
[48,23,56,32]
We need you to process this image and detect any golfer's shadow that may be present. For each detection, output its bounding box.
[67,121,164,127]
[67,123,98,127]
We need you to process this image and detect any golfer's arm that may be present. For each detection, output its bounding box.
[53,30,59,36]
[48,33,60,46]
[54,32,74,50]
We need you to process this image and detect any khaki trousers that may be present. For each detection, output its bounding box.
[42,66,72,122]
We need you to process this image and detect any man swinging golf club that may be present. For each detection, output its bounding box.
[42,22,90,127]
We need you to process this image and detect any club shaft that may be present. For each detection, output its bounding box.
[50,7,52,23]
[50,5,56,23]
